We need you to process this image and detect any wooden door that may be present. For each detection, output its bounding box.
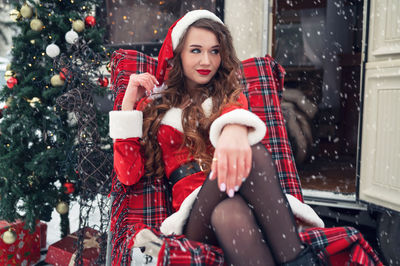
[359,0,400,212]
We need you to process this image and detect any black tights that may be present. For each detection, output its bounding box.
[183,143,304,265]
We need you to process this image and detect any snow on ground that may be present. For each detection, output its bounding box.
[44,197,155,265]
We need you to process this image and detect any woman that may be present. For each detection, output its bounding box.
[110,10,323,265]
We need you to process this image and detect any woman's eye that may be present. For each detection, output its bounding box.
[211,49,220,54]
[191,49,201,54]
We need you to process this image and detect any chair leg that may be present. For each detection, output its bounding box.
[105,194,115,266]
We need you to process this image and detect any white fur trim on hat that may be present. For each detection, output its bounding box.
[160,188,324,236]
[171,10,224,50]
[109,110,143,139]
[209,109,267,147]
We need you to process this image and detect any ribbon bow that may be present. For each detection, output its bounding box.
[68,230,100,266]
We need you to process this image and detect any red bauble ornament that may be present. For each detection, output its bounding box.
[6,77,18,89]
[59,68,69,80]
[85,16,96,27]
[98,77,109,87]
[63,182,75,194]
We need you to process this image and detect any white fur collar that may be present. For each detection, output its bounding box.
[161,97,213,132]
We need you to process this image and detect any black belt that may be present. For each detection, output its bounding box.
[169,161,203,187]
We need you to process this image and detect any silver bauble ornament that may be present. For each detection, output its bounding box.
[46,44,60,58]
[65,30,78,44]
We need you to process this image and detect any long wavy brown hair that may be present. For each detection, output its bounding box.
[141,18,243,179]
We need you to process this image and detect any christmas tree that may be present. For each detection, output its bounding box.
[0,0,111,236]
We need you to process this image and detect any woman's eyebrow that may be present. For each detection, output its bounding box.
[189,44,220,48]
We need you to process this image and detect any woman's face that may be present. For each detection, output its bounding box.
[180,27,221,90]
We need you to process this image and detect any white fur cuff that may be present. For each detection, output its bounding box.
[160,190,324,236]
[286,194,325,228]
[109,110,143,139]
[209,109,267,147]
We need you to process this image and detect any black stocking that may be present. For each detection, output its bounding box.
[183,143,304,265]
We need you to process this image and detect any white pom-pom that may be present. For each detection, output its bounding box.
[65,30,78,44]
[46,43,60,58]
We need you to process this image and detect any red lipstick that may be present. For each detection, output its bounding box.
[197,69,211,75]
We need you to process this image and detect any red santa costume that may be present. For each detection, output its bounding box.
[109,10,323,236]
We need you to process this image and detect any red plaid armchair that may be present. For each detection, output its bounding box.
[109,49,382,266]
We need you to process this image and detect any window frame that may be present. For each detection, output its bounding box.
[98,0,225,57]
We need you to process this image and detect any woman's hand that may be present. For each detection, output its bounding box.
[121,73,159,111]
[210,124,252,197]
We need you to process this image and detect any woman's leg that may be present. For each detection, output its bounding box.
[184,143,304,263]
[239,143,304,263]
[211,195,275,265]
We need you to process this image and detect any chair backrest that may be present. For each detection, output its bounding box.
[110,49,303,228]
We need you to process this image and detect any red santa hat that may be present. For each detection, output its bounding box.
[156,10,224,84]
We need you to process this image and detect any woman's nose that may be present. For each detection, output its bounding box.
[200,52,210,65]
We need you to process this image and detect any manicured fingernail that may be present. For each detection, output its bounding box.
[228,189,234,198]
[234,185,239,192]
[242,177,246,182]
[220,183,226,192]
[209,171,213,180]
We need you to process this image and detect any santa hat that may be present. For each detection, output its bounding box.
[156,10,224,84]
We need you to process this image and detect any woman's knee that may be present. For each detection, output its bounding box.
[210,196,250,229]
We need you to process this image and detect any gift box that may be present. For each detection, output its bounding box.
[40,222,47,249]
[45,227,101,266]
[0,220,41,266]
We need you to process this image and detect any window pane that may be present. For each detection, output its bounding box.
[106,0,218,45]
[273,0,364,194]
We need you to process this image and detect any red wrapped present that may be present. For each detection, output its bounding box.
[45,227,101,266]
[40,222,47,249]
[0,220,41,266]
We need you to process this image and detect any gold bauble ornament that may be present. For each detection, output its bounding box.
[30,19,44,31]
[72,20,85,32]
[2,229,17,244]
[20,4,33,19]
[50,74,65,87]
[106,62,111,73]
[9,9,21,21]
[6,97,12,106]
[27,97,41,108]
[4,70,14,80]
[56,201,69,215]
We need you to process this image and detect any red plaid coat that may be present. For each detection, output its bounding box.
[109,49,382,266]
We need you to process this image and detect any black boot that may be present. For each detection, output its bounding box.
[280,244,325,266]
